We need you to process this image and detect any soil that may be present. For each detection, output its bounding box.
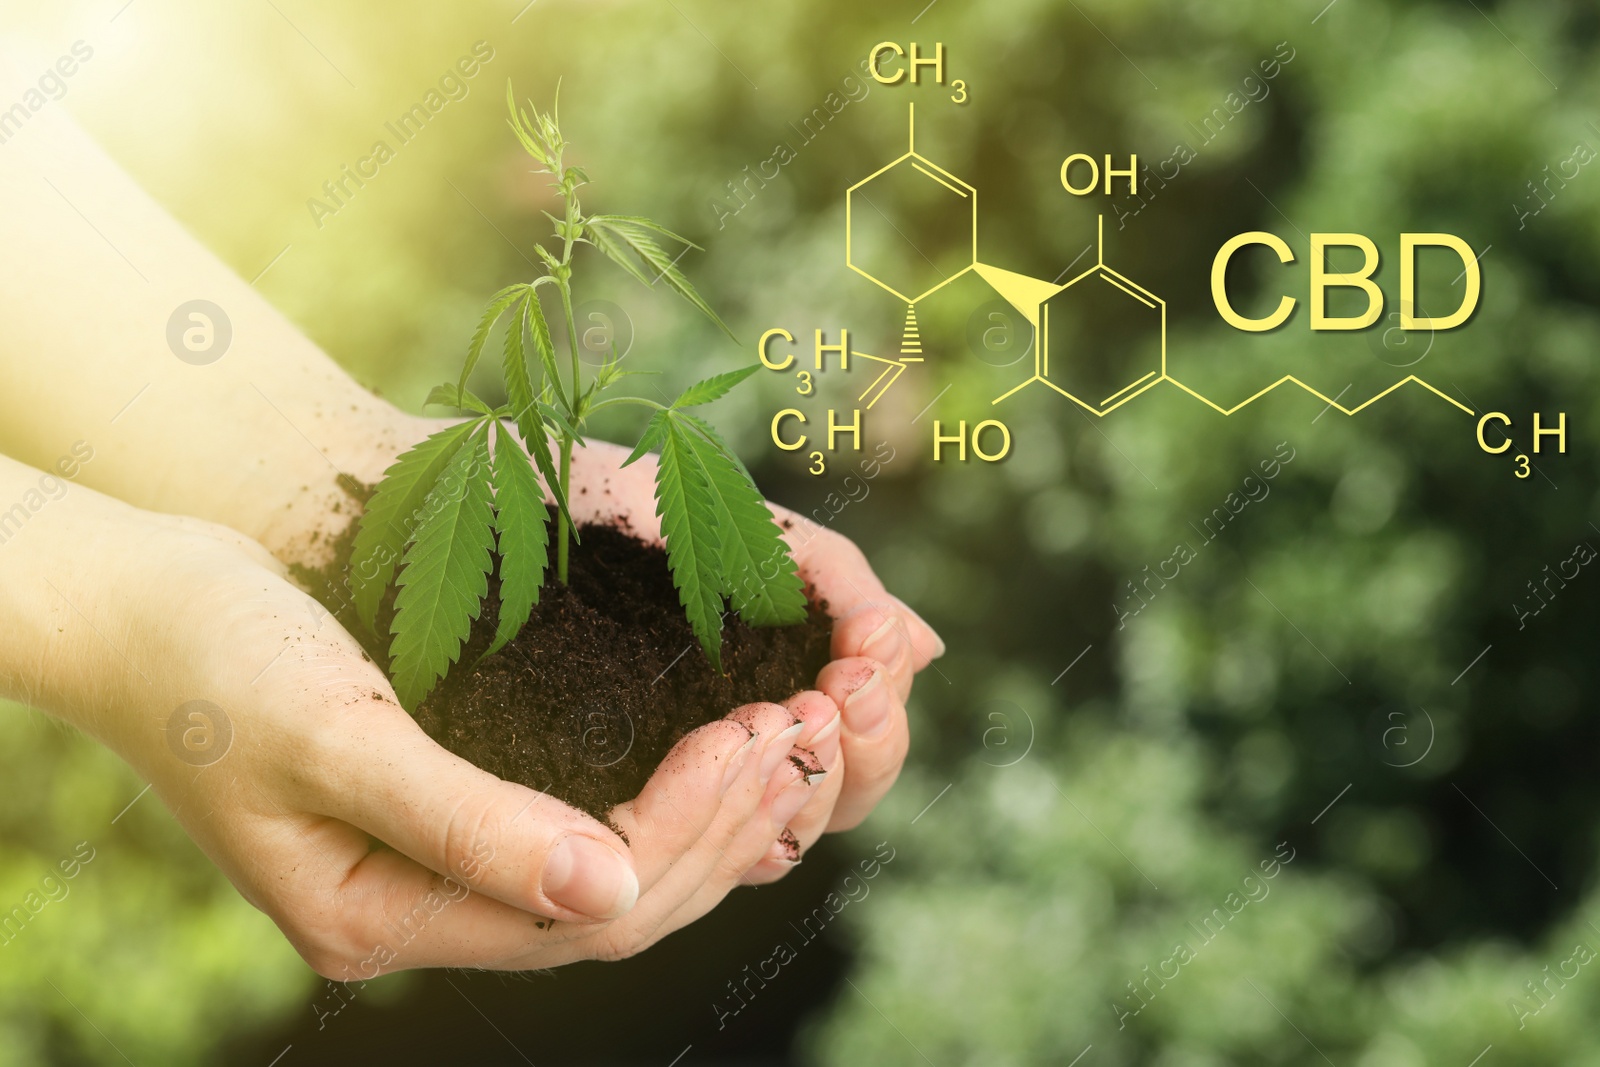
[301,518,833,822]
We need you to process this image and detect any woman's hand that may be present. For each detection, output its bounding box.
[0,105,942,896]
[270,418,942,885]
[566,436,942,872]
[0,462,838,975]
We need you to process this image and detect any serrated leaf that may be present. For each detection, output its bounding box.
[426,383,495,416]
[588,217,735,341]
[655,420,726,670]
[389,432,498,709]
[676,410,753,483]
[425,384,462,410]
[538,400,585,446]
[484,429,550,659]
[526,286,563,397]
[460,284,526,395]
[588,214,703,251]
[506,84,551,166]
[502,296,539,443]
[673,365,761,409]
[585,220,655,289]
[678,416,806,627]
[623,409,670,468]
[516,413,571,533]
[350,420,480,631]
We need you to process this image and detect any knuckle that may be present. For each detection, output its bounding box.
[858,740,909,795]
[786,689,839,721]
[278,900,370,981]
[728,701,797,734]
[440,792,505,886]
[667,718,748,763]
[707,840,753,885]
[297,939,359,981]
[589,929,649,963]
[283,696,405,804]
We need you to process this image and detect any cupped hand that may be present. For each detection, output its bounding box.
[62,505,837,976]
[262,414,941,895]
[566,436,944,865]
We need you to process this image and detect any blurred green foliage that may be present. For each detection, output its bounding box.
[0,707,306,1064]
[4,0,1600,1061]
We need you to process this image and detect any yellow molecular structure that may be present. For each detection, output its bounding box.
[845,104,976,409]
[842,98,1481,427]
[982,216,1166,414]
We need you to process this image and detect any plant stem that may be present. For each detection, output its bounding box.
[557,279,583,422]
[552,277,581,585]
[556,432,573,583]
[551,155,584,585]
[585,396,665,415]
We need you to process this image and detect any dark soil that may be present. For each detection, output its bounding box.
[302,519,832,822]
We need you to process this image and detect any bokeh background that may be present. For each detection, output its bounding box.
[3,0,1600,1062]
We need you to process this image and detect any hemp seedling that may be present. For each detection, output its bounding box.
[351,84,806,709]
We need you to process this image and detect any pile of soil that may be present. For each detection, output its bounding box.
[304,519,832,821]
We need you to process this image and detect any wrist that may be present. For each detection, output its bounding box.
[0,467,172,741]
[240,402,437,570]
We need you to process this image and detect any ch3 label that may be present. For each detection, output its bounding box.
[869,41,966,104]
[1477,411,1566,479]
[763,327,863,476]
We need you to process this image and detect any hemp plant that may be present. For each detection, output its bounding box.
[351,85,806,710]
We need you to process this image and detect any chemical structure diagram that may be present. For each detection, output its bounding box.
[758,40,1570,480]
[844,104,975,410]
[843,102,1472,421]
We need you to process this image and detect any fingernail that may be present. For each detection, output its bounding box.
[720,730,759,795]
[895,599,946,659]
[806,711,842,769]
[862,615,901,659]
[542,835,639,921]
[760,830,802,871]
[789,749,826,785]
[760,721,805,779]
[843,669,891,738]
[885,640,913,680]
[770,776,817,826]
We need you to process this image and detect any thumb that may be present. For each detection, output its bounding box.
[303,697,639,924]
